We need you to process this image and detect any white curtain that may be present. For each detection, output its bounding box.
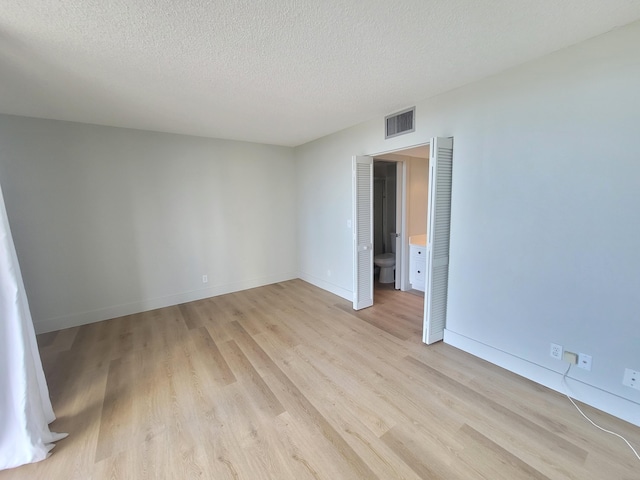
[0,182,66,471]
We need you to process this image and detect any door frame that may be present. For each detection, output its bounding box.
[356,141,430,299]
[353,139,453,345]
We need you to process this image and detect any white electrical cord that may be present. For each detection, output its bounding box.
[561,363,640,461]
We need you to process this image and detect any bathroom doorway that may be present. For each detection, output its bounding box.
[351,144,430,311]
[373,145,430,297]
[373,160,399,287]
[353,138,453,344]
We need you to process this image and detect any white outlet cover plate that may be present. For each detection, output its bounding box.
[577,353,592,371]
[622,368,640,390]
[550,343,563,360]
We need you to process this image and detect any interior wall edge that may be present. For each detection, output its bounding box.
[298,272,352,302]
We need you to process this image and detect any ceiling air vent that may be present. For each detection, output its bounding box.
[385,107,415,139]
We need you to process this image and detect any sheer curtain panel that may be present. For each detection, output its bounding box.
[0,182,66,471]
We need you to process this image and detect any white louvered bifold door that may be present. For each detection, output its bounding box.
[423,137,454,344]
[353,156,374,310]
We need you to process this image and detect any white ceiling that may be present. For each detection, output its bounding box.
[2,1,640,147]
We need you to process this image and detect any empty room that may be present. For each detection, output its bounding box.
[1,1,639,479]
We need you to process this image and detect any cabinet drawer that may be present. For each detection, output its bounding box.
[412,264,426,291]
[409,244,427,292]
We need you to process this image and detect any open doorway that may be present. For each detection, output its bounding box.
[351,144,430,309]
[353,138,453,345]
[373,145,429,297]
[372,160,399,288]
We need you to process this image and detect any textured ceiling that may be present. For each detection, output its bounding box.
[2,1,640,147]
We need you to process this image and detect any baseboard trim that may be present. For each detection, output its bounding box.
[35,272,297,334]
[444,329,640,427]
[298,272,352,302]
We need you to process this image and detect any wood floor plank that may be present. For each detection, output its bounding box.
[192,298,234,343]
[188,326,236,386]
[381,424,463,480]
[457,423,551,480]
[283,321,470,457]
[197,382,274,480]
[398,355,595,479]
[334,303,412,340]
[219,339,285,418]
[271,411,347,480]
[95,357,136,462]
[178,303,204,330]
[257,339,424,480]
[404,355,589,463]
[224,322,380,479]
[5,279,639,480]
[92,422,237,480]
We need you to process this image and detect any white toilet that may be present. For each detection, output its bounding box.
[374,233,396,283]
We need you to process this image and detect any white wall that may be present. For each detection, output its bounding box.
[0,116,297,333]
[295,21,640,424]
[406,156,429,237]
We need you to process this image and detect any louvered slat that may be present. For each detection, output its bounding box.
[353,156,373,310]
[424,138,453,344]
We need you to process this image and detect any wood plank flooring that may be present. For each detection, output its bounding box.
[3,279,639,479]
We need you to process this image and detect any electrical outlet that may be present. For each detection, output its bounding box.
[577,353,592,371]
[202,275,208,284]
[622,368,640,391]
[550,343,563,360]
[563,351,578,364]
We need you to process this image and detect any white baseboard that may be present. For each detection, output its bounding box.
[35,272,297,334]
[444,329,640,427]
[298,272,352,302]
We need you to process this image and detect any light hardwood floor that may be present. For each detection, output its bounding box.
[3,279,639,479]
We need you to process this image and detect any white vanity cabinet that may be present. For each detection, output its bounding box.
[409,244,426,292]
